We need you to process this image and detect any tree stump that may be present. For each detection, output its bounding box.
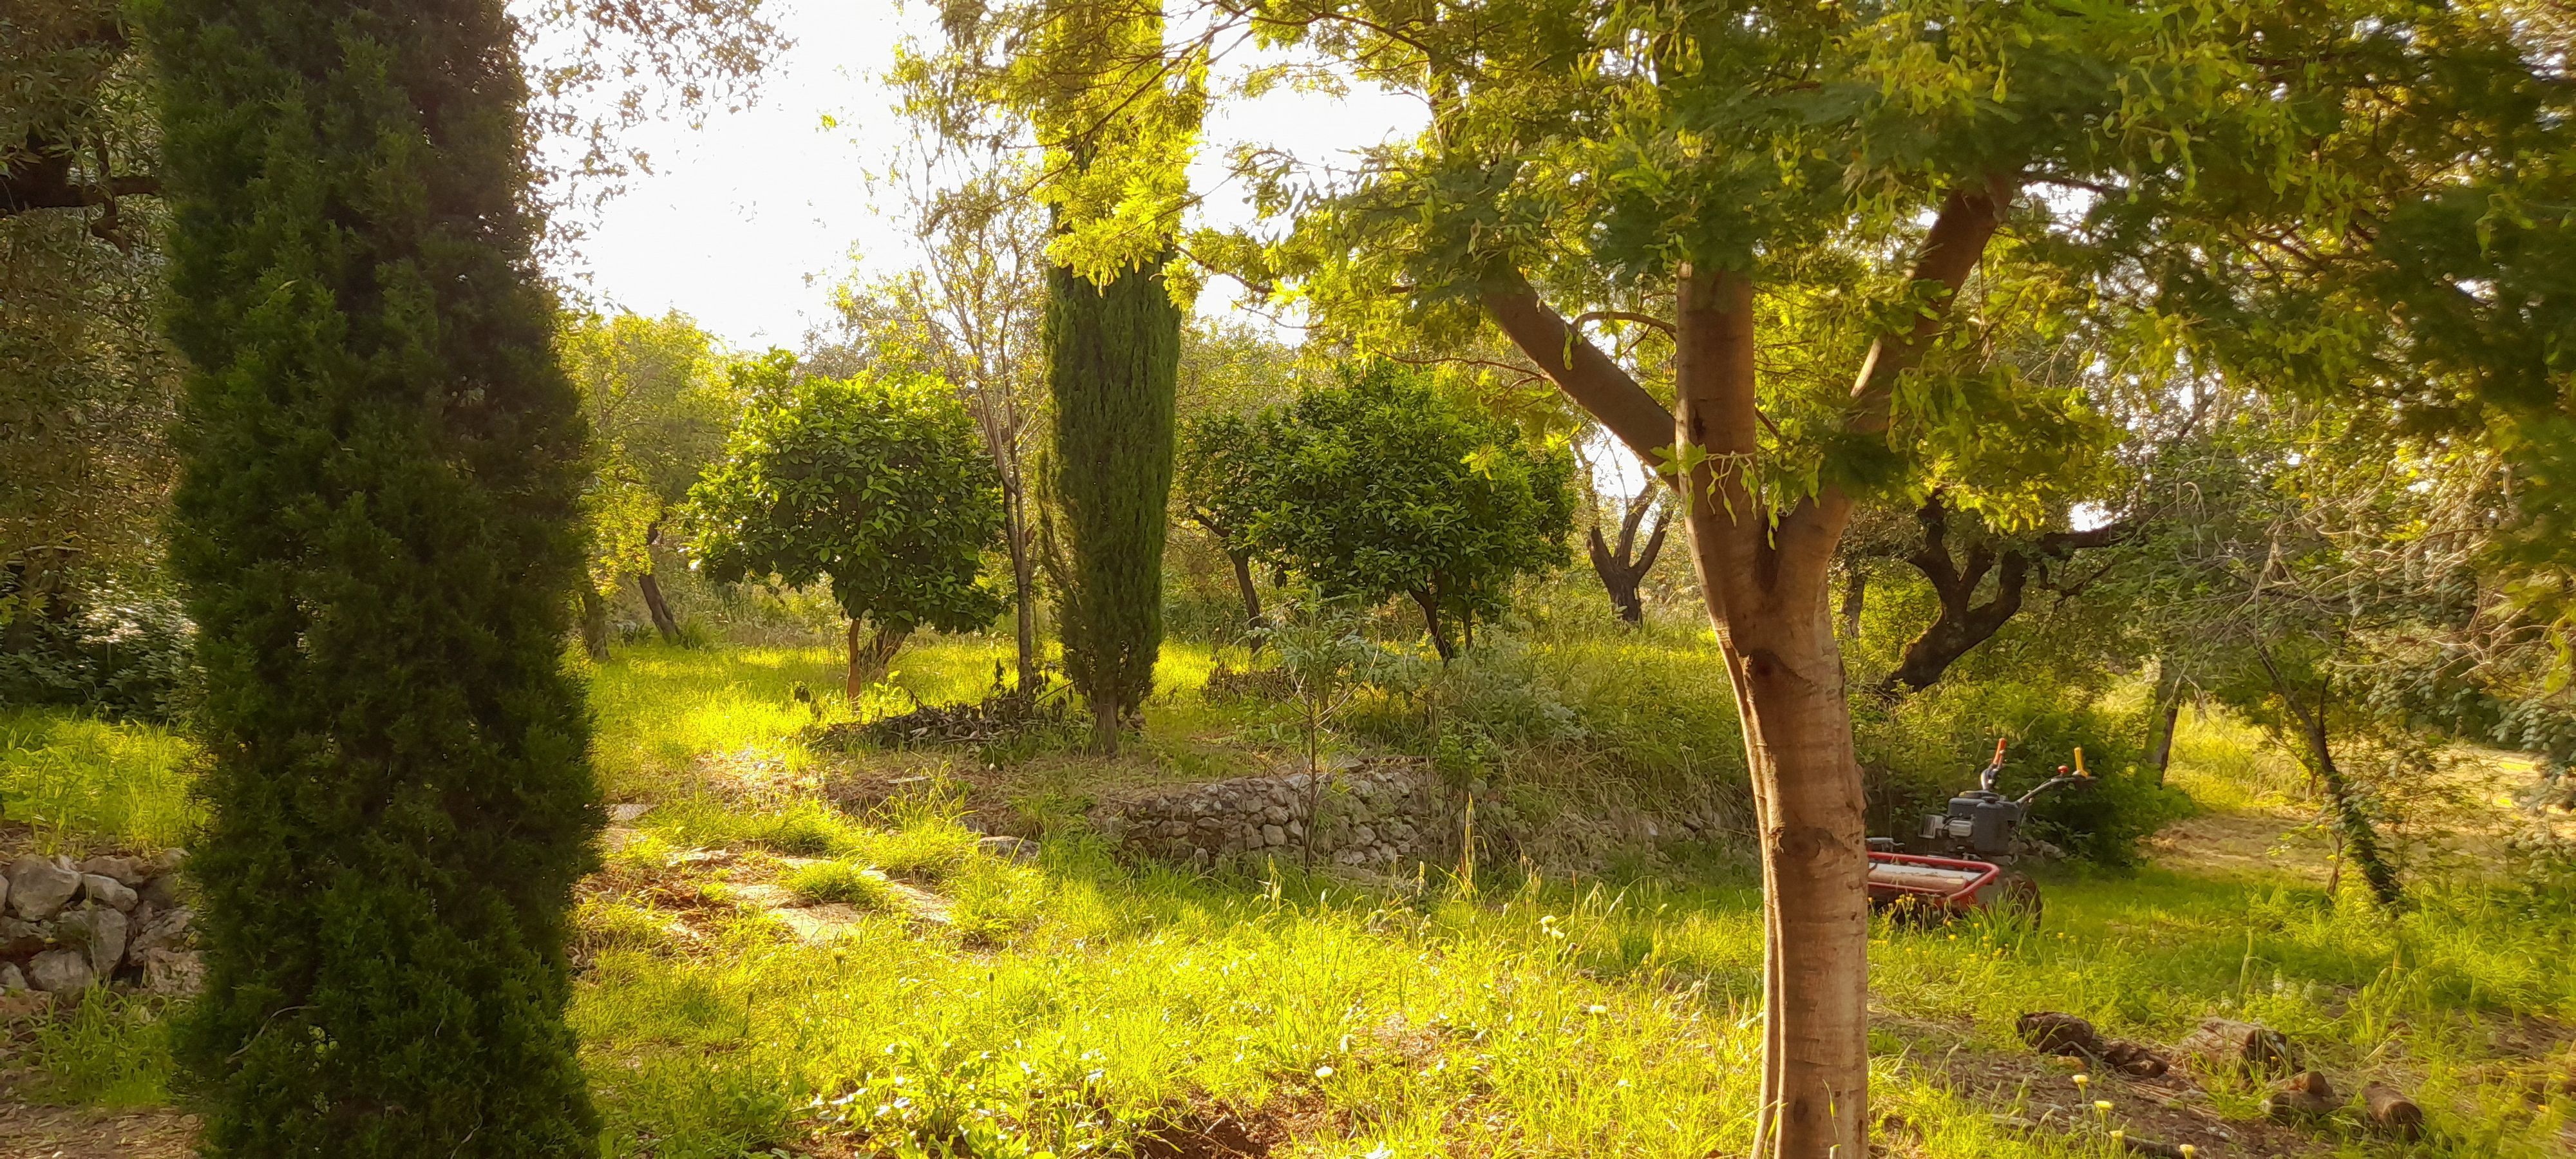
[2265,1070,2340,1121]
[2182,1017,2295,1075]
[2362,1083,2422,1139]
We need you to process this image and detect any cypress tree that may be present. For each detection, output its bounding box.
[1045,251,1180,755]
[153,1,600,1153]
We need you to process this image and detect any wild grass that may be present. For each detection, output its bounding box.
[0,708,200,853]
[7,634,2572,1159]
[780,860,896,908]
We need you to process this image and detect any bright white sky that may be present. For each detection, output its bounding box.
[538,0,1427,352]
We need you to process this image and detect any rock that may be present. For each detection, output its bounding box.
[2362,1083,2422,1139]
[2016,1012,2102,1056]
[2183,1017,2295,1075]
[75,855,150,887]
[607,802,652,823]
[129,906,192,957]
[976,836,1039,863]
[140,872,185,909]
[2264,1070,2340,1120]
[0,963,22,992]
[144,848,187,876]
[1262,824,1287,847]
[26,948,95,993]
[80,873,138,912]
[58,906,128,974]
[0,918,52,956]
[139,948,204,996]
[5,856,81,920]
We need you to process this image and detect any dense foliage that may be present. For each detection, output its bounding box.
[690,370,1007,682]
[151,0,601,1151]
[1044,256,1182,746]
[1183,364,1575,659]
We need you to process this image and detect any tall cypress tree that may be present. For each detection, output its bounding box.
[153,1,600,1153]
[1046,250,1180,755]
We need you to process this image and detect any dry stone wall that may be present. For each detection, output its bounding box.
[1090,759,1479,871]
[1,850,200,1001]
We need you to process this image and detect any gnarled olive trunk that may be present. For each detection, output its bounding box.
[1227,548,1265,654]
[578,587,611,662]
[1587,493,1669,627]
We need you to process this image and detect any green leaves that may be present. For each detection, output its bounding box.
[1184,363,1574,654]
[688,371,1007,636]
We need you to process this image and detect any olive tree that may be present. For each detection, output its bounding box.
[690,371,1006,697]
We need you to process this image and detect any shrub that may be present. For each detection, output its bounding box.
[1857,679,2191,865]
[0,581,196,722]
[154,0,601,1149]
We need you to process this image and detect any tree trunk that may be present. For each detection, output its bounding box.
[1227,549,1265,654]
[2302,713,2401,905]
[637,519,682,644]
[1411,589,1456,661]
[1672,272,1871,1159]
[578,587,611,663]
[2145,663,2183,785]
[1587,495,1669,627]
[1477,179,2011,1159]
[635,569,680,644]
[1003,488,1039,691]
[1092,688,1122,756]
[1837,568,1866,639]
[846,621,910,699]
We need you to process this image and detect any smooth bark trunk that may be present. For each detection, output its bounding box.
[1479,177,2012,1159]
[846,621,909,700]
[1672,269,1871,1159]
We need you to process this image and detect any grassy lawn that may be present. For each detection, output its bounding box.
[6,634,2573,1157]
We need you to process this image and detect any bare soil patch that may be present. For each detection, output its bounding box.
[0,1098,194,1159]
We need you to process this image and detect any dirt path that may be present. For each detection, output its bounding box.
[0,1099,194,1159]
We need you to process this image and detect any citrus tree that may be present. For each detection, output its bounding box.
[1188,363,1573,660]
[690,372,1006,697]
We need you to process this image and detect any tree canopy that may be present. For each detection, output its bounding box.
[1185,363,1574,660]
[690,370,1007,689]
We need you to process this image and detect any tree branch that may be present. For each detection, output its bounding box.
[1572,310,1677,337]
[1480,267,1675,464]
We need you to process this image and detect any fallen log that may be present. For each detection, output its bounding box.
[2183,1017,2295,1075]
[2363,1082,2423,1139]
[2265,1069,2340,1121]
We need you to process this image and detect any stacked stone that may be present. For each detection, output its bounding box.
[1092,760,1450,871]
[0,850,200,999]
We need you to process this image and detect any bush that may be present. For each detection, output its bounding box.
[1857,679,2191,865]
[0,582,196,722]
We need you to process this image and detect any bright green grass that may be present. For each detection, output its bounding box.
[12,638,2575,1158]
[0,708,200,853]
[569,803,2576,1159]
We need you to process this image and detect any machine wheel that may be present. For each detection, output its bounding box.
[1991,872,2043,928]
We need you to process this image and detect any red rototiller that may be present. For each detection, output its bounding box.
[1864,739,2093,923]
